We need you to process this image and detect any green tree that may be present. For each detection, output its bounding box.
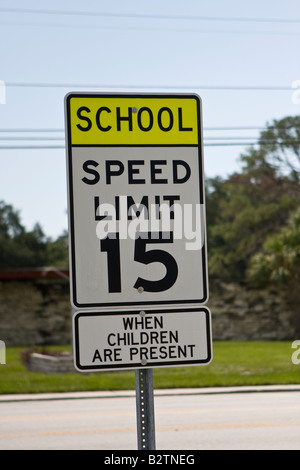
[0,200,68,269]
[206,116,300,282]
[241,116,300,183]
[45,230,69,267]
[247,208,300,334]
[247,208,300,287]
[207,173,297,281]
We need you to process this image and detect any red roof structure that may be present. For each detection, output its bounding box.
[0,268,69,280]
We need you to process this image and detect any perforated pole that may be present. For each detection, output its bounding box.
[135,368,156,450]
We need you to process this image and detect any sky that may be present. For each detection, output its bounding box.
[0,0,299,239]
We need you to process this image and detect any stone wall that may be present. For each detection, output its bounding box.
[0,279,72,346]
[26,352,74,373]
[0,278,298,346]
[206,280,297,341]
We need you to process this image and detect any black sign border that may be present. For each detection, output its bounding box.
[73,307,212,372]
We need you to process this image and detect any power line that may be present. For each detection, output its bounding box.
[0,128,63,133]
[0,136,261,141]
[1,7,300,24]
[204,141,300,146]
[1,20,299,37]
[205,137,259,140]
[0,141,300,150]
[0,127,268,132]
[0,136,64,141]
[0,127,298,134]
[0,145,65,149]
[5,82,293,90]
[204,127,266,131]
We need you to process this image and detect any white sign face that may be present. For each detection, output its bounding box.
[73,307,212,371]
[65,93,208,309]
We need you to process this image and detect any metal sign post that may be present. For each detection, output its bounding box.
[135,368,156,450]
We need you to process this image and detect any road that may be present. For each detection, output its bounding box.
[0,386,300,450]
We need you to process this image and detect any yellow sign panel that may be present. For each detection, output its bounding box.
[66,94,200,146]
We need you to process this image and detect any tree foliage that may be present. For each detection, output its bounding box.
[247,208,300,287]
[240,116,300,181]
[206,115,300,282]
[0,201,68,269]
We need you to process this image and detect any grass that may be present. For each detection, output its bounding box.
[0,341,299,394]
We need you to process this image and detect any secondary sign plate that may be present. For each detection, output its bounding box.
[73,307,212,371]
[65,93,208,309]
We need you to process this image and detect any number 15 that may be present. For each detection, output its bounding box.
[100,232,178,293]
